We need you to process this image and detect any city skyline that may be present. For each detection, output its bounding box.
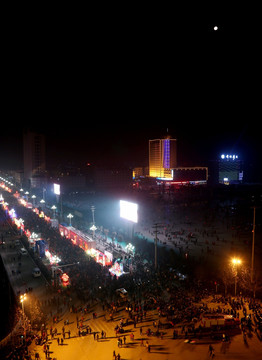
[1,5,261,179]
[0,123,261,182]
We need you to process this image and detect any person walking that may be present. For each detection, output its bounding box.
[57,337,60,345]
[209,344,214,358]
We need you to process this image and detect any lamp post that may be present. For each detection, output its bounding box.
[31,195,36,207]
[20,293,27,339]
[90,205,97,239]
[251,206,256,286]
[40,199,45,207]
[250,195,261,298]
[152,223,164,270]
[231,258,241,297]
[51,205,57,219]
[67,213,74,226]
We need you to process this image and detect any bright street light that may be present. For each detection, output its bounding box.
[51,205,57,218]
[31,195,36,206]
[20,293,27,339]
[67,213,74,226]
[232,258,241,265]
[231,258,242,296]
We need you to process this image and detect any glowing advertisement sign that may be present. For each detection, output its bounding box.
[220,154,238,160]
[54,183,60,195]
[120,200,138,223]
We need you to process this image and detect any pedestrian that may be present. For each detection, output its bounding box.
[57,337,60,345]
[113,350,116,359]
[61,337,63,345]
[148,344,151,353]
[140,327,142,335]
[209,344,214,355]
[68,329,71,338]
[209,344,214,358]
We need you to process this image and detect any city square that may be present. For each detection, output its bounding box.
[0,177,262,359]
[1,6,262,359]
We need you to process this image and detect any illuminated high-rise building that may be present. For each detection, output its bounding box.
[218,154,243,184]
[149,136,177,178]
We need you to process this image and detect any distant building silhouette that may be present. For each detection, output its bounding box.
[23,130,46,188]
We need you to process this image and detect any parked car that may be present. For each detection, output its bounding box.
[116,288,128,299]
[32,267,41,278]
[20,247,28,255]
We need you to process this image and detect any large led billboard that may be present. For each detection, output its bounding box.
[54,183,60,195]
[120,200,138,223]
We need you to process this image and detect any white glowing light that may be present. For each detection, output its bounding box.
[54,183,60,195]
[120,200,138,223]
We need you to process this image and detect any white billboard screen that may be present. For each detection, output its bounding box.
[54,183,60,195]
[120,200,138,223]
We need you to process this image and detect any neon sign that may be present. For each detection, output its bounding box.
[220,154,238,160]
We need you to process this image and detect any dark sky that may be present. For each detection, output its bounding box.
[1,4,261,178]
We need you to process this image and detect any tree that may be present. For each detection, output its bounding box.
[219,262,235,296]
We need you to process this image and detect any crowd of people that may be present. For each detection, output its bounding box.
[1,185,262,359]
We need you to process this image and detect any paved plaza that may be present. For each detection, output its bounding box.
[1,188,262,360]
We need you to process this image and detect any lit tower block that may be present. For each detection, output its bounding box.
[149,136,177,178]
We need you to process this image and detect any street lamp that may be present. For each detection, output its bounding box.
[90,205,97,238]
[67,213,74,226]
[20,293,27,339]
[31,195,36,206]
[51,205,57,219]
[231,258,242,297]
[152,223,164,270]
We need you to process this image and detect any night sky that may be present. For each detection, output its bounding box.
[1,4,261,179]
